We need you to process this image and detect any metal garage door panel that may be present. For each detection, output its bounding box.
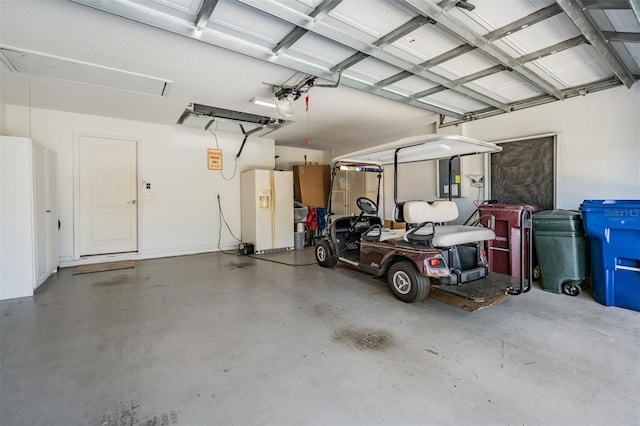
[529,45,611,88]
[210,0,296,47]
[419,89,488,114]
[389,25,462,63]
[344,57,405,85]
[594,8,640,32]
[616,42,640,74]
[271,0,321,14]
[135,0,200,19]
[592,9,640,74]
[466,71,542,103]
[326,0,413,43]
[384,75,439,97]
[493,14,581,58]
[431,50,498,80]
[287,32,358,68]
[446,0,556,36]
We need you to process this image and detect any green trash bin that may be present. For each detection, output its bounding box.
[532,210,587,296]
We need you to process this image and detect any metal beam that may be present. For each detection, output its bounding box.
[439,77,623,127]
[330,52,368,72]
[517,36,587,64]
[411,65,506,98]
[334,2,562,98]
[411,86,446,99]
[391,36,586,98]
[410,4,564,71]
[601,31,640,43]
[375,15,434,48]
[455,65,507,85]
[238,0,509,112]
[631,0,640,26]
[437,0,459,11]
[375,71,413,88]
[273,0,342,54]
[404,0,565,99]
[557,0,635,88]
[484,3,563,40]
[70,0,464,119]
[421,45,474,68]
[194,0,219,30]
[329,16,432,72]
[581,0,632,9]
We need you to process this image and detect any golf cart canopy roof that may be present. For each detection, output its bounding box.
[333,134,502,166]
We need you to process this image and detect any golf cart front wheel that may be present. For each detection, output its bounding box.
[315,240,337,267]
[387,261,430,303]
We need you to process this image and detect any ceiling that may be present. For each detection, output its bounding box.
[1,0,638,154]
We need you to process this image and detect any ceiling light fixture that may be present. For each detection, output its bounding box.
[273,87,300,117]
[250,96,277,108]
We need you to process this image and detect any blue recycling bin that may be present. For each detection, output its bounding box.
[580,200,640,311]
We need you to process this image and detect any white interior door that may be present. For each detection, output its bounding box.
[79,135,137,256]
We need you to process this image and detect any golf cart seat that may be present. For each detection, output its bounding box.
[403,201,495,247]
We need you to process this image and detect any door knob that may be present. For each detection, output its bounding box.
[127,200,137,205]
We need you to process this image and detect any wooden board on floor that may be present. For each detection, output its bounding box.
[428,287,510,312]
[344,266,510,312]
[72,260,135,275]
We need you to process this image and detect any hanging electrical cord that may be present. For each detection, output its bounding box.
[247,254,316,267]
[217,193,314,265]
[217,194,241,256]
[209,129,238,181]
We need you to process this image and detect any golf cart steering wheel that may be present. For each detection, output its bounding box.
[356,197,378,214]
[348,197,379,235]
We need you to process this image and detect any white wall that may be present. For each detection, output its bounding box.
[379,85,639,224]
[274,145,331,170]
[3,105,275,265]
[459,85,640,210]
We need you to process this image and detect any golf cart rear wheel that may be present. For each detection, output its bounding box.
[315,240,337,267]
[387,261,430,303]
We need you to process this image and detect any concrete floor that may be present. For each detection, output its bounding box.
[1,248,639,426]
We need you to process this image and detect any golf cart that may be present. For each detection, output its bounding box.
[314,135,530,304]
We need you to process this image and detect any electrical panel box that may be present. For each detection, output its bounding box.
[438,157,461,199]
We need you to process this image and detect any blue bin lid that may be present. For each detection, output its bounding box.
[580,200,640,233]
[580,200,640,210]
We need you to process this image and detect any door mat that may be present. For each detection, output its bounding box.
[72,260,135,275]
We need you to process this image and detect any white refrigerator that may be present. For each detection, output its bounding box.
[241,169,294,253]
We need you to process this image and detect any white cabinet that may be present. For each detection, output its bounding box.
[241,169,294,253]
[1,137,58,300]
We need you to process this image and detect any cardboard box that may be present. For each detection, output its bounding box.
[293,165,331,208]
[384,220,406,230]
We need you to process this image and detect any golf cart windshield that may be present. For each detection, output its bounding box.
[327,160,383,221]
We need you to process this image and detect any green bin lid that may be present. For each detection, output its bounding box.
[533,210,584,233]
[532,209,581,220]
